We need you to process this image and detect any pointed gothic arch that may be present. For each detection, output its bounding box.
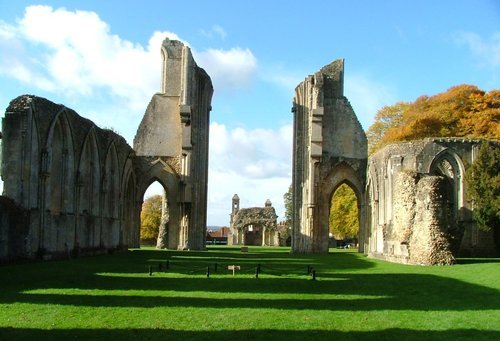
[428,149,466,217]
[316,162,366,252]
[102,142,120,247]
[76,127,101,249]
[45,110,75,214]
[136,159,181,249]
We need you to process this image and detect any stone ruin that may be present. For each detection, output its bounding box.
[366,139,498,264]
[1,38,497,265]
[0,38,212,261]
[228,194,279,246]
[290,59,498,264]
[291,59,368,254]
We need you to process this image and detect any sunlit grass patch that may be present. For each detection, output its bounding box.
[0,246,499,340]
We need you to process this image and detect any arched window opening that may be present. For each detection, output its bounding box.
[429,152,465,255]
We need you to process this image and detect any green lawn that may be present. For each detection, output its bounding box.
[0,246,499,340]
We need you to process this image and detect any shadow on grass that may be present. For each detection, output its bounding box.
[1,248,499,312]
[1,327,499,341]
[2,272,499,311]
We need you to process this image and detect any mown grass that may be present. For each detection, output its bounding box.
[0,246,499,340]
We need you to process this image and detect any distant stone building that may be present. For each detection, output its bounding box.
[228,194,279,246]
[0,38,212,261]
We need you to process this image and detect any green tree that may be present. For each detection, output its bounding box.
[465,141,500,250]
[283,185,293,228]
[329,184,359,240]
[140,194,162,243]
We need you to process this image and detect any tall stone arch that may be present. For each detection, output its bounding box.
[121,159,138,248]
[2,96,41,256]
[136,158,181,249]
[42,110,75,252]
[292,60,367,253]
[317,162,366,252]
[102,142,120,248]
[428,149,467,254]
[133,38,213,250]
[76,128,101,250]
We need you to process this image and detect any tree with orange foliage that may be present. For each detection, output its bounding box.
[367,85,500,154]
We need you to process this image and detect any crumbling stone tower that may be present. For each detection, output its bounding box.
[134,38,213,250]
[291,60,367,253]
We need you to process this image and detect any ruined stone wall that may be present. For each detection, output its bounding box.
[292,59,367,253]
[0,38,212,262]
[133,38,213,250]
[366,138,498,264]
[1,95,138,261]
[384,171,455,265]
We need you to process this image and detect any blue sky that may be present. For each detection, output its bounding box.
[0,0,499,225]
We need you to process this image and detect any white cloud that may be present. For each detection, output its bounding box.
[454,31,500,67]
[344,73,397,129]
[208,121,292,225]
[200,24,227,40]
[194,47,257,90]
[0,5,168,110]
[209,122,292,179]
[0,5,258,119]
[0,5,267,225]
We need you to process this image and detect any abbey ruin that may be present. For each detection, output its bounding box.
[0,38,212,261]
[0,39,497,264]
[291,59,368,254]
[291,59,498,264]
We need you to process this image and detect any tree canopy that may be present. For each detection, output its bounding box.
[283,185,293,228]
[140,194,162,243]
[465,141,500,249]
[329,184,359,240]
[367,85,500,154]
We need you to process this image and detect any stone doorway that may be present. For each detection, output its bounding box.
[328,182,360,248]
[244,225,262,246]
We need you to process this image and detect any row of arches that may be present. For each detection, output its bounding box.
[41,110,140,254]
[2,99,142,257]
